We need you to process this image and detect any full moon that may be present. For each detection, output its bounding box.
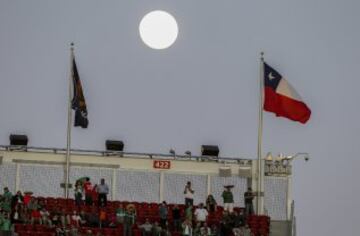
[139,11,179,50]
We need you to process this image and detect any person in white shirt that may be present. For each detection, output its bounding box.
[71,211,82,227]
[40,207,52,227]
[194,203,208,223]
[182,219,193,236]
[184,181,194,206]
[96,178,109,207]
[200,222,211,236]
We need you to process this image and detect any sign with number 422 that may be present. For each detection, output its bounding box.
[153,160,171,169]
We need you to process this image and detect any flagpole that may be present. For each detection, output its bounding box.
[65,43,74,198]
[257,52,265,215]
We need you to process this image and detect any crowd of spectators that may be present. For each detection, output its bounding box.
[0,179,266,236]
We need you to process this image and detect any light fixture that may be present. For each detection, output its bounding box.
[184,151,191,156]
[105,140,124,151]
[10,134,28,146]
[201,145,219,157]
[169,149,176,158]
[285,153,310,162]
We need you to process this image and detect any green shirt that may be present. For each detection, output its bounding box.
[124,212,136,225]
[116,208,125,217]
[0,218,11,231]
[222,190,234,203]
[185,206,192,221]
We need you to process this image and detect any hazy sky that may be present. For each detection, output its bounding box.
[1,0,359,235]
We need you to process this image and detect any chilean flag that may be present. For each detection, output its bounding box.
[263,62,311,124]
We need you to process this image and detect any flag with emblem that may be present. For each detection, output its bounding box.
[71,56,88,128]
[263,62,311,124]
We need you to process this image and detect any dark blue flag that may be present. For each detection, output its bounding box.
[71,58,88,128]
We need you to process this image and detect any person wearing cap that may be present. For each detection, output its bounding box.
[222,186,234,213]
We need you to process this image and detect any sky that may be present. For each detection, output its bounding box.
[0,0,359,235]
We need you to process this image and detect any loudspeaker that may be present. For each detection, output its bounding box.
[201,145,219,156]
[9,134,28,146]
[105,140,124,151]
[219,166,232,177]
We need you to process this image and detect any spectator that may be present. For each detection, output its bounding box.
[71,211,82,227]
[108,213,117,228]
[40,207,52,227]
[2,188,12,212]
[159,201,168,229]
[79,210,87,226]
[235,211,245,227]
[123,204,136,236]
[205,194,217,213]
[31,207,42,225]
[23,192,32,207]
[172,204,181,231]
[60,210,70,227]
[185,204,193,222]
[151,221,162,236]
[83,177,93,206]
[96,179,109,207]
[242,224,252,236]
[232,227,241,236]
[200,222,211,236]
[221,186,234,213]
[244,188,254,216]
[11,190,24,208]
[12,204,24,223]
[116,203,126,224]
[210,224,219,236]
[219,211,232,236]
[138,218,153,236]
[193,222,202,235]
[0,212,12,236]
[52,212,61,226]
[92,184,98,206]
[182,219,192,236]
[99,207,107,228]
[87,208,99,227]
[194,203,208,224]
[184,181,194,206]
[74,181,83,207]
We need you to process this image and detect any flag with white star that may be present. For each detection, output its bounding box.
[263,62,311,124]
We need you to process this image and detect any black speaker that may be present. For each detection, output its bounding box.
[105,140,124,151]
[9,134,28,146]
[201,145,219,156]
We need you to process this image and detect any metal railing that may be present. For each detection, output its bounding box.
[0,144,252,163]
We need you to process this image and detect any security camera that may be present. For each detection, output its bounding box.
[304,156,309,162]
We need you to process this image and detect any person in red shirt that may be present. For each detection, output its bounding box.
[31,207,42,225]
[91,184,98,206]
[83,178,93,206]
[23,192,32,206]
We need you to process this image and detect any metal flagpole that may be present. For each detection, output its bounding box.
[65,43,74,198]
[257,52,265,215]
